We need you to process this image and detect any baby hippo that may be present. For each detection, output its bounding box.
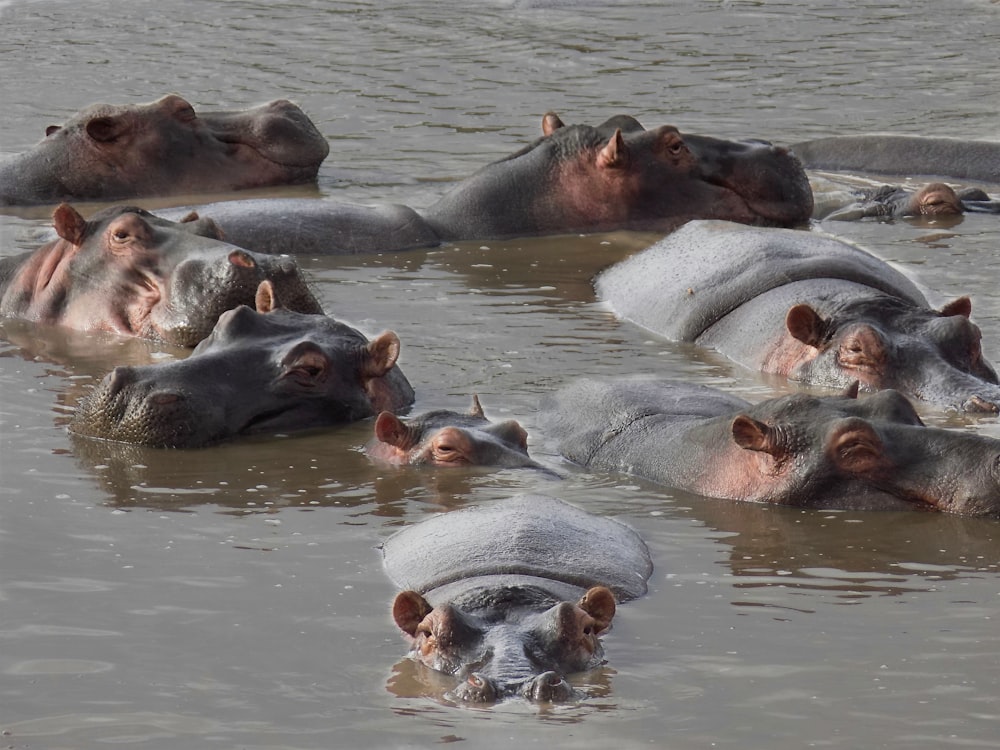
[366,396,543,470]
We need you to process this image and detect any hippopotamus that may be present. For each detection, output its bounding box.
[0,95,329,206]
[69,281,414,448]
[596,220,1000,413]
[792,135,1000,185]
[154,112,813,255]
[813,182,1000,221]
[0,204,321,346]
[540,377,1000,516]
[383,494,652,703]
[366,396,544,470]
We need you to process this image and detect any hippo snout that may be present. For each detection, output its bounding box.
[446,672,499,704]
[522,671,577,702]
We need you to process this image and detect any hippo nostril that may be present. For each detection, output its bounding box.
[525,671,576,702]
[227,250,256,269]
[963,395,1000,414]
[447,672,498,704]
[149,391,182,407]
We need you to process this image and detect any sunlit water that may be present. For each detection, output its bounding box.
[1,1,999,748]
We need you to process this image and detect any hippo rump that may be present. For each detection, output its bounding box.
[383,494,652,703]
[792,135,1000,185]
[596,220,1000,413]
[0,95,329,206]
[812,182,1000,221]
[0,204,321,346]
[367,396,544,470]
[70,281,414,448]
[540,378,1000,516]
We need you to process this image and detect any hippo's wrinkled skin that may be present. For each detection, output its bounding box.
[793,135,1000,184]
[541,378,1000,516]
[383,494,652,703]
[814,182,1000,221]
[70,282,413,448]
[0,204,321,346]
[366,395,543,469]
[0,95,329,206]
[597,220,1000,413]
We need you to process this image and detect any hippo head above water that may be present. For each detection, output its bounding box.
[0,204,322,346]
[421,112,813,241]
[0,95,330,205]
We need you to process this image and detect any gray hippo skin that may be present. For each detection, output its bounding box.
[0,95,329,206]
[383,494,652,703]
[596,220,1000,413]
[0,204,321,346]
[793,135,1000,185]
[814,182,1000,221]
[366,395,544,470]
[541,378,1000,516]
[70,281,414,448]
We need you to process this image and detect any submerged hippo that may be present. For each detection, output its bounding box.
[70,281,413,448]
[0,95,329,206]
[813,182,1000,221]
[541,378,1000,516]
[383,494,652,703]
[792,135,1000,184]
[366,396,543,470]
[596,220,1000,412]
[0,204,321,346]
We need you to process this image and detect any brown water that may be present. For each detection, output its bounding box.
[2,1,1000,747]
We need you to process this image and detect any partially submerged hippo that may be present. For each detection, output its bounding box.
[814,182,1000,221]
[792,134,1000,184]
[383,494,652,703]
[541,378,1000,516]
[0,95,329,205]
[596,220,1000,412]
[70,281,413,448]
[367,395,543,470]
[0,204,321,346]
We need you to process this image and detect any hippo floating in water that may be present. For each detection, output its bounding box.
[813,182,1000,221]
[596,220,1000,413]
[70,281,414,448]
[793,135,1000,184]
[156,112,813,254]
[0,95,329,206]
[383,494,652,703]
[541,378,1000,516]
[0,204,321,346]
[366,395,543,470]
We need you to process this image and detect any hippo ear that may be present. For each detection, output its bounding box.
[468,394,486,418]
[374,411,415,449]
[45,125,62,137]
[492,420,530,452]
[939,296,972,319]
[85,115,128,143]
[842,381,861,399]
[597,128,629,170]
[829,419,884,475]
[785,304,827,348]
[577,586,616,634]
[392,590,433,637]
[255,280,280,313]
[52,203,89,246]
[731,415,783,457]
[361,331,401,378]
[542,112,566,137]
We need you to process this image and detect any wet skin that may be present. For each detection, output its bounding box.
[597,219,1000,413]
[541,378,1000,516]
[0,204,321,346]
[69,282,414,448]
[815,183,1000,221]
[0,95,329,206]
[383,494,652,704]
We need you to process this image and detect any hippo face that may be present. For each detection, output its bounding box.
[1,95,329,205]
[366,396,542,469]
[392,585,616,703]
[70,296,414,448]
[784,295,1000,412]
[0,204,322,346]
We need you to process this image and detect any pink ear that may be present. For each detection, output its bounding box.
[542,112,565,136]
[362,331,401,378]
[597,128,628,170]
[392,590,432,637]
[255,280,278,313]
[578,586,616,633]
[52,203,88,246]
[785,304,826,347]
[374,411,411,448]
[939,296,972,319]
[731,415,785,458]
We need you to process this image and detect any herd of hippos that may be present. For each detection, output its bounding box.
[3,94,1000,704]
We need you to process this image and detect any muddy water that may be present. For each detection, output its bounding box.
[2,1,1000,747]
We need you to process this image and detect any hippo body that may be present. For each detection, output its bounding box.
[813,182,1000,221]
[70,287,413,448]
[793,135,1000,185]
[383,494,652,703]
[596,220,1000,412]
[540,378,1000,516]
[0,95,329,206]
[0,204,321,346]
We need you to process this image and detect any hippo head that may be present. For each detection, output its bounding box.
[69,283,414,448]
[0,204,322,346]
[392,584,617,703]
[783,294,1000,413]
[367,395,543,470]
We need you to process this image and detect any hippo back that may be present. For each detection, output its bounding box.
[596,219,929,341]
[381,494,652,602]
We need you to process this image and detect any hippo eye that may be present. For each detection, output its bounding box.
[112,230,130,242]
